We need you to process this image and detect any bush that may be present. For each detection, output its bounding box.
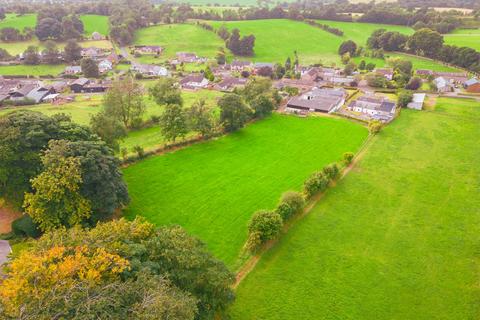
[343,152,354,165]
[246,210,283,251]
[133,145,145,159]
[323,163,340,180]
[276,191,304,221]
[303,171,329,199]
[11,215,41,238]
[368,120,383,134]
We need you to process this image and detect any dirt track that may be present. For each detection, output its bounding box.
[0,207,21,234]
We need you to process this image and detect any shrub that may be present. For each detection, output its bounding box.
[133,145,145,159]
[323,163,340,181]
[303,171,329,199]
[276,191,304,221]
[11,215,41,238]
[343,152,354,165]
[246,210,283,251]
[368,120,383,134]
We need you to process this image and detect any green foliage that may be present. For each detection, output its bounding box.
[247,210,283,252]
[90,111,127,151]
[322,163,340,181]
[160,104,188,143]
[23,144,92,232]
[149,77,183,106]
[133,145,145,158]
[339,40,357,56]
[276,191,304,221]
[408,28,444,58]
[104,77,145,128]
[81,58,99,78]
[187,99,215,137]
[368,119,383,134]
[219,94,251,132]
[0,111,97,206]
[63,39,82,63]
[303,171,329,199]
[11,215,41,238]
[23,45,40,65]
[343,152,354,165]
[398,90,414,108]
[251,94,275,118]
[366,74,387,88]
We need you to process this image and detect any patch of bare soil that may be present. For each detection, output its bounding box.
[0,206,22,234]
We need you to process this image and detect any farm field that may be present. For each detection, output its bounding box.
[122,114,368,266]
[0,39,112,56]
[444,28,480,51]
[0,64,66,76]
[229,98,480,319]
[353,52,461,72]
[134,24,226,61]
[80,15,110,36]
[0,13,36,30]
[209,19,450,67]
[315,19,413,45]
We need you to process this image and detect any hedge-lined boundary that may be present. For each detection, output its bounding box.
[244,152,354,254]
[304,19,344,36]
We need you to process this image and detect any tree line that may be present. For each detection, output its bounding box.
[367,28,480,72]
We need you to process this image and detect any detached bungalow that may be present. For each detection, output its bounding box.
[180,74,209,90]
[65,66,82,75]
[132,64,169,77]
[135,45,163,55]
[98,60,113,73]
[286,88,347,114]
[216,77,247,91]
[348,95,396,121]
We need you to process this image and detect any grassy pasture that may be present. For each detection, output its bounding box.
[0,13,36,30]
[444,29,480,51]
[134,24,225,61]
[80,15,110,36]
[0,64,66,76]
[123,114,368,266]
[229,98,480,319]
[0,39,112,56]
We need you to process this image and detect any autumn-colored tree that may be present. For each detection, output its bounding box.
[0,245,129,318]
[23,141,91,231]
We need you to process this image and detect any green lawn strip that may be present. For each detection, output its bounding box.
[122,114,368,267]
[133,24,225,61]
[229,98,480,319]
[0,39,112,56]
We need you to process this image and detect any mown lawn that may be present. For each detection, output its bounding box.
[134,24,226,61]
[229,98,480,319]
[123,114,368,266]
[80,15,110,36]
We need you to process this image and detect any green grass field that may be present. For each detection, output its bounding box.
[315,19,413,45]
[134,24,226,61]
[123,114,368,266]
[353,52,461,72]
[0,13,36,30]
[229,98,480,319]
[208,19,454,68]
[444,28,480,51]
[80,15,110,36]
[0,39,112,56]
[0,64,65,76]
